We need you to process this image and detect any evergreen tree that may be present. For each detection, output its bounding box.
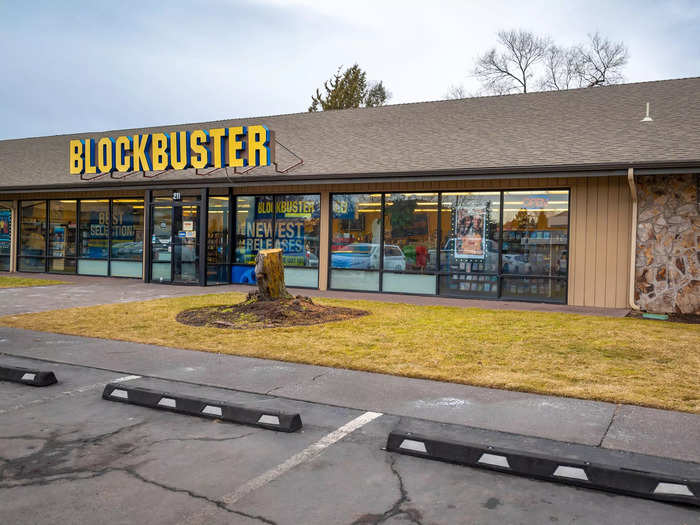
[309,64,390,112]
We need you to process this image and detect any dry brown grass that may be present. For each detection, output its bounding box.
[1,292,698,412]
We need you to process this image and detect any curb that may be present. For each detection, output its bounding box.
[102,383,302,432]
[0,365,58,387]
[387,430,699,506]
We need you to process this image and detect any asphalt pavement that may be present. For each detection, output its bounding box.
[1,355,699,524]
[0,275,698,523]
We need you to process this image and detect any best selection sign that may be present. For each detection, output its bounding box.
[69,125,273,175]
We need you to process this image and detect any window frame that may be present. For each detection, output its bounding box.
[0,201,12,272]
[17,197,145,278]
[328,187,571,303]
[232,193,321,289]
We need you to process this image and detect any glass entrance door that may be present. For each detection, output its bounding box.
[172,204,200,283]
[151,205,172,282]
[150,202,201,284]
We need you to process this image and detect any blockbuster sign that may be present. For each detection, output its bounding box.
[69,125,273,175]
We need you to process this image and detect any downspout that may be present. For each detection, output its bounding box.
[627,168,640,310]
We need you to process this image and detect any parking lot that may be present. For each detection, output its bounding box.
[1,355,698,525]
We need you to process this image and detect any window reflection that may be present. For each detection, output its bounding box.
[274,194,320,268]
[383,193,438,273]
[207,196,229,284]
[0,202,12,271]
[438,192,500,297]
[331,194,382,270]
[233,196,273,284]
[19,200,46,272]
[79,200,109,259]
[48,200,77,274]
[330,194,381,291]
[501,190,569,301]
[111,200,144,260]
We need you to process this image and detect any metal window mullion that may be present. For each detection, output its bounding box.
[498,190,504,299]
[75,199,80,269]
[46,199,52,272]
[144,190,152,282]
[564,188,571,303]
[43,200,48,272]
[170,203,175,283]
[76,199,81,272]
[327,194,334,290]
[16,200,21,269]
[436,192,442,295]
[107,199,113,276]
[200,187,208,285]
[227,187,233,282]
[271,194,277,255]
[379,193,385,291]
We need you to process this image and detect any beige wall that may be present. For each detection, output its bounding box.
[237,174,633,308]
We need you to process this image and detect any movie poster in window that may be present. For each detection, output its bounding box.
[0,208,10,252]
[454,205,486,259]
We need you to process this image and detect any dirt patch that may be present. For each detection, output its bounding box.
[176,294,368,330]
[626,311,700,324]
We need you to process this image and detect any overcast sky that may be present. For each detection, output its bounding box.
[1,0,698,140]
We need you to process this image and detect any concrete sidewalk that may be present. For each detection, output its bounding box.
[3,272,629,317]
[1,326,697,465]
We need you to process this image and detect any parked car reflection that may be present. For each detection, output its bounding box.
[331,243,406,271]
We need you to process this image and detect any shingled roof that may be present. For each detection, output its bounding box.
[1,76,699,190]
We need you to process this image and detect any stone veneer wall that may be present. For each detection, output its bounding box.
[635,174,699,313]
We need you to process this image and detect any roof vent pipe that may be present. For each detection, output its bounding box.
[641,102,653,122]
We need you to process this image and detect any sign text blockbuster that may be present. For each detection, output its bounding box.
[69,125,273,175]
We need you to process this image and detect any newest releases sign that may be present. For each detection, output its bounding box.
[69,125,273,175]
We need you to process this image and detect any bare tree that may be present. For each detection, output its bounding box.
[473,29,551,94]
[576,32,629,87]
[444,84,467,99]
[540,45,582,90]
[473,29,629,96]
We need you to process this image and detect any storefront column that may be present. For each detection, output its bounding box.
[10,200,17,272]
[143,190,151,282]
[318,191,330,290]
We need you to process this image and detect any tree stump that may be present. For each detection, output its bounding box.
[254,248,291,301]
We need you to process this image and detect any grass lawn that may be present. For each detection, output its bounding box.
[0,276,67,288]
[1,292,698,413]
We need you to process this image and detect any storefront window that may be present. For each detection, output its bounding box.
[439,192,501,298]
[330,193,381,291]
[111,199,144,278]
[328,189,568,302]
[382,193,438,294]
[0,202,11,271]
[207,196,229,284]
[274,194,320,287]
[232,194,320,287]
[19,200,46,272]
[79,199,109,275]
[501,190,569,301]
[232,195,273,284]
[48,200,77,274]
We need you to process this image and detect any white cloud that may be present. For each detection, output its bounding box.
[0,0,698,139]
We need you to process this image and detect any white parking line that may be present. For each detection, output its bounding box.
[0,374,141,415]
[182,411,383,524]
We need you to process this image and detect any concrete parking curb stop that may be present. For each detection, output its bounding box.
[387,430,700,507]
[102,383,303,432]
[0,364,58,387]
